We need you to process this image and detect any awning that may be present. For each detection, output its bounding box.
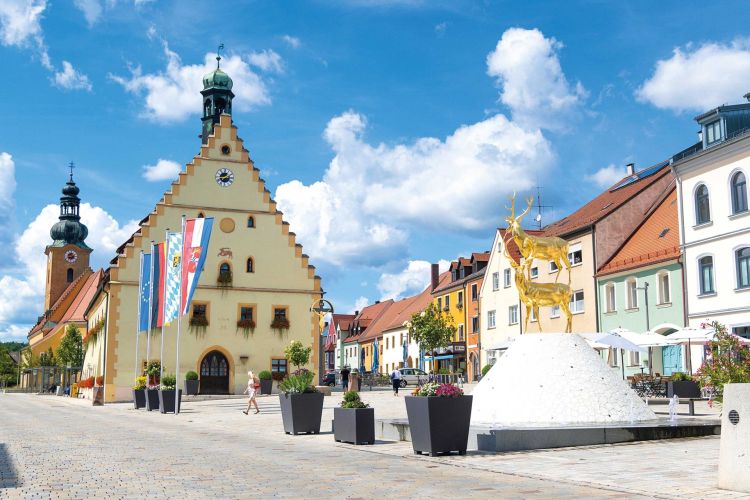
[424,355,456,361]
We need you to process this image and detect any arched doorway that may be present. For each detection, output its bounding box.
[200,350,229,394]
[470,352,479,381]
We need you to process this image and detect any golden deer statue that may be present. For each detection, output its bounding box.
[503,235,573,333]
[505,195,571,284]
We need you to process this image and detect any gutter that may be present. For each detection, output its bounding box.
[672,162,689,327]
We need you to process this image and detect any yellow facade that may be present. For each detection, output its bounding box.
[433,285,467,343]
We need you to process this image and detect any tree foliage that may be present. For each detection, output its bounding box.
[0,345,16,385]
[407,302,456,355]
[696,320,750,403]
[56,325,84,368]
[284,340,312,368]
[39,348,56,367]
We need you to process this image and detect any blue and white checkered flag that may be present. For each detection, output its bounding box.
[163,232,182,325]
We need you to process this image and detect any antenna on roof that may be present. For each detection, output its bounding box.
[534,184,553,230]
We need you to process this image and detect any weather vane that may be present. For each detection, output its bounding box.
[216,43,224,68]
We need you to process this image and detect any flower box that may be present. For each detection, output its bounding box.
[667,380,701,398]
[158,389,182,414]
[132,389,146,409]
[405,395,473,456]
[279,392,324,435]
[334,407,375,445]
[145,388,160,411]
[271,318,290,330]
[184,379,199,396]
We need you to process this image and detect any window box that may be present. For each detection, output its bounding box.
[217,269,232,286]
[190,315,209,328]
[271,318,290,330]
[456,302,463,310]
[237,319,256,330]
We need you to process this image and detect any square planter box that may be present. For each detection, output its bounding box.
[667,380,701,398]
[279,392,324,435]
[184,379,199,396]
[334,407,375,445]
[158,389,183,414]
[405,395,473,456]
[132,389,146,409]
[260,379,273,395]
[145,388,160,411]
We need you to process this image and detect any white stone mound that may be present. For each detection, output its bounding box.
[470,333,658,426]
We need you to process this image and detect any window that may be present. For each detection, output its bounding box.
[705,120,722,144]
[737,248,750,289]
[457,324,465,341]
[549,261,559,273]
[508,305,519,325]
[568,249,583,265]
[192,303,209,325]
[497,240,502,253]
[472,316,479,333]
[239,306,254,321]
[605,283,616,312]
[530,308,537,322]
[657,272,671,304]
[699,256,715,294]
[247,216,255,228]
[626,279,638,309]
[487,310,496,329]
[503,268,511,288]
[492,272,500,291]
[530,267,539,279]
[246,257,254,273]
[273,306,288,324]
[386,337,389,349]
[731,172,748,214]
[610,348,619,367]
[271,359,288,375]
[444,295,450,310]
[437,298,442,311]
[734,326,750,339]
[695,184,711,225]
[629,350,640,366]
[570,290,584,313]
[550,305,560,318]
[66,268,74,282]
[457,291,463,307]
[471,284,478,301]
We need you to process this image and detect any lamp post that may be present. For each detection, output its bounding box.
[310,298,334,384]
[636,282,651,374]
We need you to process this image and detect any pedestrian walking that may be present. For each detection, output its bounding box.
[390,367,402,396]
[341,366,350,391]
[243,370,260,415]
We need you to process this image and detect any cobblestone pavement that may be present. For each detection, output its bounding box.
[0,392,745,499]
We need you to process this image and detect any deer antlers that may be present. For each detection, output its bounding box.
[506,193,535,222]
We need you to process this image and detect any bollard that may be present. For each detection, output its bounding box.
[719,383,750,493]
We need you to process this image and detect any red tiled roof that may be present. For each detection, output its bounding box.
[598,187,680,276]
[471,252,490,262]
[28,270,93,337]
[498,228,544,264]
[58,270,103,324]
[346,300,394,341]
[331,313,355,332]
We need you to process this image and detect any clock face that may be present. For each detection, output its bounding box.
[64,250,78,263]
[215,168,234,187]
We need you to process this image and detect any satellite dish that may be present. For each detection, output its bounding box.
[535,213,542,222]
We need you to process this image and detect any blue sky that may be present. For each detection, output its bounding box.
[2,0,750,341]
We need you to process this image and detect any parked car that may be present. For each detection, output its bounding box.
[322,372,337,387]
[398,368,428,387]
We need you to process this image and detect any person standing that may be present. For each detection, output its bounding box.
[243,370,260,415]
[390,367,402,396]
[341,366,350,391]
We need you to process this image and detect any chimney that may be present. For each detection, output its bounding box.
[626,163,635,176]
[431,263,440,291]
[375,300,380,304]
[354,310,359,317]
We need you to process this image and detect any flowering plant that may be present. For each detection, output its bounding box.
[412,382,463,397]
[95,376,104,386]
[133,376,147,390]
[696,320,750,403]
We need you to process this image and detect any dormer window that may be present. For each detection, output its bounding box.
[705,120,722,145]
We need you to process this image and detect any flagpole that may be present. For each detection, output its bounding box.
[160,231,168,382]
[134,251,144,384]
[175,216,185,415]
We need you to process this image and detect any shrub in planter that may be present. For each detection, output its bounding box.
[144,360,161,387]
[481,364,493,377]
[334,391,374,445]
[278,369,323,435]
[132,376,147,409]
[667,372,701,398]
[158,374,182,414]
[405,382,472,456]
[258,370,273,395]
[184,370,199,396]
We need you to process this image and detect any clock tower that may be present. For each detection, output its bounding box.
[44,166,92,311]
[200,46,234,145]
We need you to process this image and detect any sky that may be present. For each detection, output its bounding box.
[2,0,750,341]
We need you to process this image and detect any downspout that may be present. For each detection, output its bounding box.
[592,226,600,332]
[672,163,689,327]
[101,289,109,404]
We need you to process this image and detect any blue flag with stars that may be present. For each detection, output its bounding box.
[138,253,152,333]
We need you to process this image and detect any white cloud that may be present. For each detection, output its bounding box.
[282,35,300,49]
[584,164,626,189]
[636,39,750,113]
[73,0,102,26]
[486,27,586,131]
[0,0,51,69]
[248,49,284,73]
[142,159,181,182]
[353,296,370,312]
[0,152,16,211]
[111,42,271,122]
[53,60,92,91]
[377,259,450,300]
[0,323,32,342]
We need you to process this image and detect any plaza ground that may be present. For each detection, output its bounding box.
[0,390,746,499]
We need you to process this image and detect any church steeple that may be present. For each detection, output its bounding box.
[200,44,234,144]
[49,163,90,249]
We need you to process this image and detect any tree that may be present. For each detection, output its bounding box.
[284,340,312,369]
[696,320,750,403]
[0,345,15,386]
[408,302,456,356]
[56,325,84,368]
[39,347,57,367]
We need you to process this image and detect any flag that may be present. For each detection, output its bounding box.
[181,217,214,315]
[163,232,182,325]
[152,242,166,329]
[138,253,152,333]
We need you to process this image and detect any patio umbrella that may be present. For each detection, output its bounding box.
[371,339,379,374]
[402,340,408,368]
[665,327,714,374]
[418,349,424,371]
[595,330,647,380]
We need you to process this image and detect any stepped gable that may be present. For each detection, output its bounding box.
[106,114,320,290]
[471,333,657,426]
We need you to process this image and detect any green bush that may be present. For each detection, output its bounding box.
[279,369,317,394]
[284,340,312,368]
[160,374,176,390]
[340,390,369,409]
[185,371,198,381]
[145,360,161,376]
[258,370,272,380]
[671,372,692,382]
[438,368,450,375]
[481,364,493,377]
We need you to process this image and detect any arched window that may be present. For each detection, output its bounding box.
[731,171,748,214]
[246,257,254,273]
[66,268,74,282]
[247,216,255,228]
[218,262,232,286]
[699,256,715,295]
[626,278,638,309]
[737,247,750,289]
[220,262,230,274]
[695,184,711,225]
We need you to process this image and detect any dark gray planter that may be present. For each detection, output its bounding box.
[158,389,183,414]
[145,388,160,411]
[260,379,273,395]
[405,395,473,456]
[184,379,199,396]
[132,389,146,409]
[334,407,375,445]
[279,392,324,435]
[667,380,701,398]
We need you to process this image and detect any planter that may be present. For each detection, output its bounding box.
[158,389,183,414]
[260,379,273,395]
[92,387,104,406]
[667,380,701,398]
[184,379,199,396]
[145,388,160,411]
[334,407,375,445]
[279,392,324,435]
[405,395,473,456]
[132,389,146,409]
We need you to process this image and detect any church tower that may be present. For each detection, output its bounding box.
[44,166,92,310]
[200,48,234,144]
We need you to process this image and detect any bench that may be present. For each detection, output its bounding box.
[646,397,709,416]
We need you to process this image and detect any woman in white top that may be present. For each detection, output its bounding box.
[243,370,260,414]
